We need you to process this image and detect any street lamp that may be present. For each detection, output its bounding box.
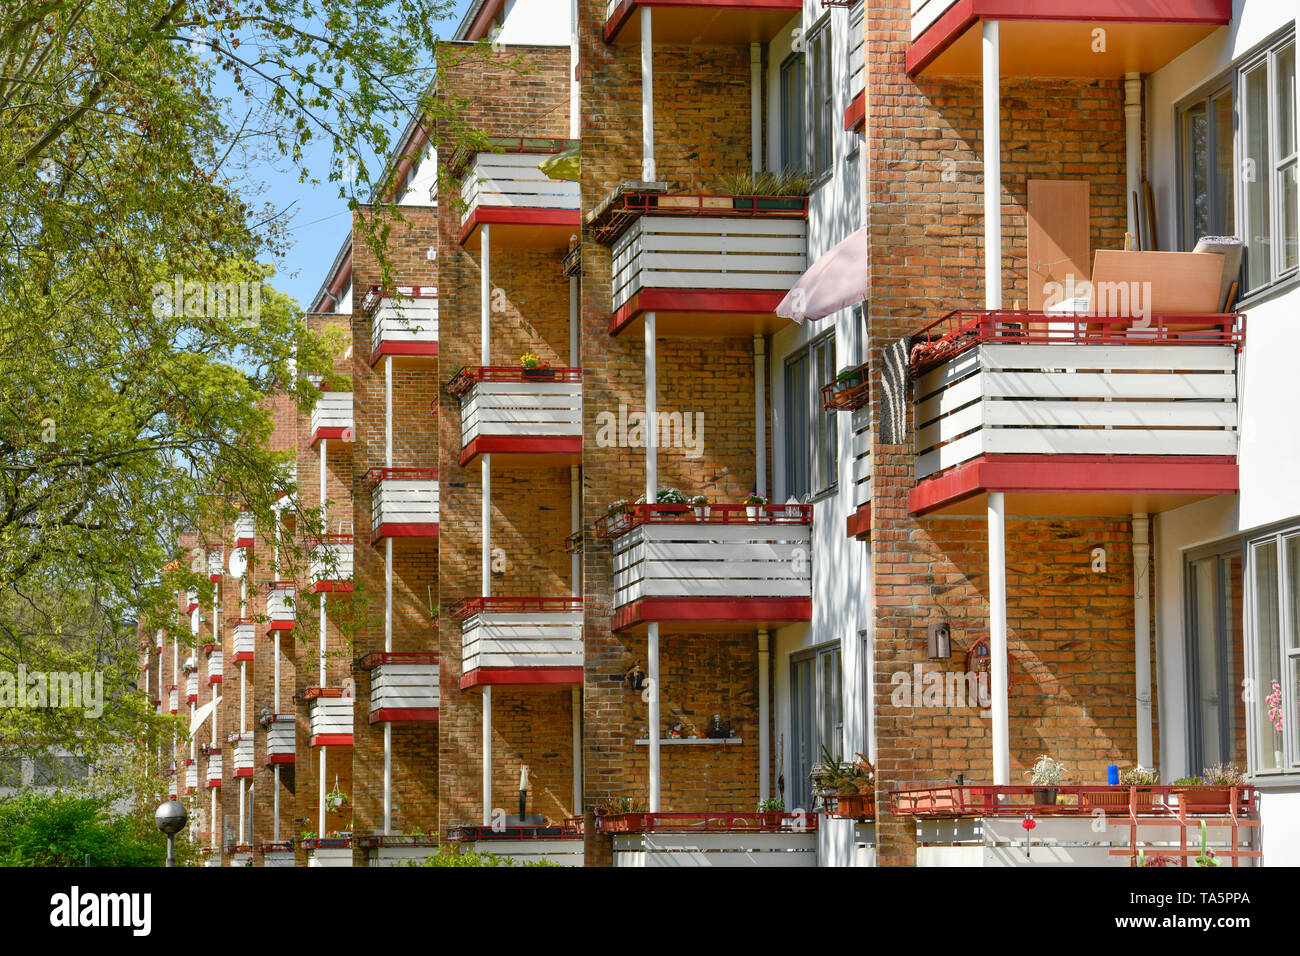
[155,800,187,868]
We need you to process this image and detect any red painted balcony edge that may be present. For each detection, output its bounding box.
[459,667,584,690]
[611,596,813,631]
[844,90,866,132]
[458,435,582,467]
[845,503,871,540]
[905,0,1232,76]
[368,341,438,368]
[456,206,581,246]
[235,768,254,778]
[310,425,353,446]
[206,780,221,788]
[266,621,294,633]
[234,536,254,548]
[909,454,1239,516]
[231,652,254,663]
[207,675,222,685]
[609,288,788,336]
[311,581,354,594]
[369,522,440,546]
[309,734,354,747]
[264,754,296,766]
[603,0,802,43]
[369,707,440,724]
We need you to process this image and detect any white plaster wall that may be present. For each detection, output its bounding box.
[399,146,439,208]
[496,0,572,46]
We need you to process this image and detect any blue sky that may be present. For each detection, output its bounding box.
[220,1,475,309]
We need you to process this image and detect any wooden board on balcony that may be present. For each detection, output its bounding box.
[1027,179,1089,315]
[1090,250,1224,323]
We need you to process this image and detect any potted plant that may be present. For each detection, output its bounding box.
[324,785,349,813]
[756,796,786,827]
[1025,755,1067,806]
[743,492,766,520]
[519,352,555,380]
[655,487,687,515]
[597,794,648,833]
[690,494,711,520]
[1176,763,1245,812]
[810,747,874,819]
[718,168,811,211]
[1086,766,1157,808]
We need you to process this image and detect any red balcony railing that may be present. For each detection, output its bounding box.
[601,502,812,538]
[358,651,439,669]
[449,596,583,622]
[889,784,1258,818]
[362,466,438,490]
[446,365,582,400]
[595,810,818,834]
[593,192,809,245]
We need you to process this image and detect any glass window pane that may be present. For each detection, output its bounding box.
[1281,162,1298,273]
[1225,554,1248,767]
[1242,62,1273,289]
[1253,539,1283,770]
[1277,41,1296,159]
[1288,535,1300,652]
[1192,557,1223,766]
[1211,91,1236,237]
[784,353,810,500]
[1185,102,1210,244]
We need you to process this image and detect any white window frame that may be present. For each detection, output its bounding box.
[782,331,838,502]
[806,16,834,182]
[1243,520,1300,779]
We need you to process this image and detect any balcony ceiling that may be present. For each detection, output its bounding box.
[907,0,1231,77]
[605,0,800,45]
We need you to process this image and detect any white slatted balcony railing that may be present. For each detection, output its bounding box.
[232,620,255,661]
[262,714,295,762]
[911,0,958,39]
[909,313,1244,481]
[184,761,197,791]
[308,691,354,745]
[185,673,198,702]
[363,652,440,722]
[365,286,439,362]
[207,549,223,582]
[450,368,583,455]
[608,506,813,616]
[267,582,295,629]
[453,598,583,683]
[207,649,223,683]
[310,537,354,591]
[849,1,865,96]
[851,405,872,512]
[459,149,580,226]
[205,752,222,786]
[610,208,808,313]
[186,588,199,612]
[310,390,353,443]
[168,687,178,713]
[234,512,255,547]
[366,468,439,541]
[229,733,254,777]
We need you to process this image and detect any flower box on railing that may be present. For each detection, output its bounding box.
[230,619,255,661]
[829,793,875,820]
[364,285,438,363]
[820,362,869,412]
[364,467,439,542]
[234,511,255,548]
[309,536,354,592]
[199,742,220,757]
[301,836,351,851]
[360,652,440,723]
[596,810,818,835]
[266,582,296,629]
[261,713,296,763]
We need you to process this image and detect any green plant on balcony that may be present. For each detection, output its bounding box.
[1119,766,1159,786]
[811,746,874,819]
[690,494,711,520]
[1026,755,1067,805]
[717,168,812,209]
[519,351,555,380]
[1203,763,1245,786]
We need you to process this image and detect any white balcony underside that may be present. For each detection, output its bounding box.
[611,523,813,608]
[309,697,354,737]
[914,344,1239,480]
[613,832,818,867]
[371,481,439,531]
[611,216,807,312]
[460,152,580,224]
[911,0,958,40]
[370,663,440,712]
[460,612,583,672]
[460,381,582,445]
[371,299,438,354]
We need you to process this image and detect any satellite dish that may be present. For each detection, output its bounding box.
[228,548,247,577]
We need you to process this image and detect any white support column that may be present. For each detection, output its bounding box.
[758,628,770,801]
[273,765,280,842]
[210,790,217,851]
[319,594,327,684]
[481,223,491,365]
[385,538,393,652]
[1124,72,1142,241]
[569,275,579,366]
[318,745,327,836]
[385,356,393,468]
[647,622,660,813]
[482,685,493,825]
[569,0,580,139]
[982,21,1002,310]
[640,7,655,181]
[645,312,657,503]
[750,43,762,174]
[273,634,281,711]
[320,439,327,517]
[481,455,492,597]
[570,465,580,595]
[1133,513,1153,767]
[988,491,1009,785]
[383,721,393,834]
[240,661,246,734]
[239,778,246,846]
[571,686,582,814]
[754,335,767,499]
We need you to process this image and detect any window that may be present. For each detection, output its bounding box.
[790,642,843,811]
[807,19,834,179]
[780,53,805,173]
[783,332,838,501]
[1185,545,1247,772]
[1244,524,1300,775]
[1178,31,1297,296]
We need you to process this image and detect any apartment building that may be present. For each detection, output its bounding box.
[141,0,1298,867]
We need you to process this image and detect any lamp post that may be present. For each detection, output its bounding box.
[155,800,187,868]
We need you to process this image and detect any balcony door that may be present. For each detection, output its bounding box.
[1185,545,1247,772]
[790,642,842,811]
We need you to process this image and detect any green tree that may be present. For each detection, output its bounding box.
[0,791,199,866]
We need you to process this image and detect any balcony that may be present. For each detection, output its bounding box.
[360,652,440,724]
[207,549,223,582]
[599,811,818,867]
[309,390,353,446]
[359,834,441,867]
[307,689,354,746]
[907,311,1244,517]
[186,589,199,613]
[261,713,296,765]
[184,760,197,793]
[234,511,255,548]
[229,732,254,778]
[303,836,352,867]
[231,619,255,662]
[605,505,813,632]
[206,648,222,684]
[205,752,221,787]
[597,193,808,336]
[266,582,295,630]
[846,1,865,131]
[446,822,584,867]
[260,841,296,867]
[365,468,439,544]
[448,367,582,466]
[185,673,198,703]
[310,535,354,593]
[452,597,583,689]
[456,139,580,248]
[907,0,1231,77]
[890,784,1260,867]
[168,687,177,714]
[603,0,800,44]
[364,285,438,365]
